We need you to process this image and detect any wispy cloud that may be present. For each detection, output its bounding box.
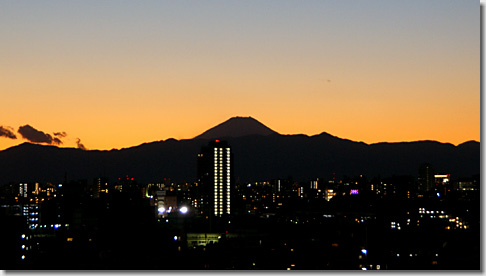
[76,138,87,150]
[54,132,67,138]
[0,126,17,139]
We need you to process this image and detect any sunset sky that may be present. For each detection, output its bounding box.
[0,1,479,151]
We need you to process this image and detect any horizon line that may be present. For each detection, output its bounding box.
[3,135,479,152]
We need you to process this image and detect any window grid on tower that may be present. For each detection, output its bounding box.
[203,144,231,216]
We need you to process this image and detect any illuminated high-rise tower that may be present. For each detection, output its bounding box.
[197,140,233,217]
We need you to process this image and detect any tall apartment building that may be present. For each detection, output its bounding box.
[197,140,233,217]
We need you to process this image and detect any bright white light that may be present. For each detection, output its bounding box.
[158,207,166,213]
[21,255,25,260]
[361,249,367,255]
[21,234,25,239]
[173,236,178,241]
[180,206,188,214]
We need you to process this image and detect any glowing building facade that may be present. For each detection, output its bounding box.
[434,174,451,197]
[197,140,233,217]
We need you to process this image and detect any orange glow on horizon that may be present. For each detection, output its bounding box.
[0,1,478,151]
[0,111,479,152]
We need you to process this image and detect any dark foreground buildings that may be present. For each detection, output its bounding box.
[0,140,480,270]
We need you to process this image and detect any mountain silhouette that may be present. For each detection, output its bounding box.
[0,118,480,185]
[194,116,278,139]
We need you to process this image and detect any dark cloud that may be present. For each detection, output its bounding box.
[0,126,17,139]
[54,132,67,138]
[76,138,87,150]
[53,137,62,145]
[18,125,63,145]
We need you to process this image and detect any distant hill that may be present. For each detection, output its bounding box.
[194,116,278,139]
[0,118,480,185]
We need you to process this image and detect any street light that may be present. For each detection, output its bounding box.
[180,206,188,214]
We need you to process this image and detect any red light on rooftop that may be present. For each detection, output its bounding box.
[215,139,220,143]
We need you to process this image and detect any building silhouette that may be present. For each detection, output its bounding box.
[197,140,233,218]
[418,163,435,192]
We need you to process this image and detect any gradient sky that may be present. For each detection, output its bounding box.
[0,0,479,150]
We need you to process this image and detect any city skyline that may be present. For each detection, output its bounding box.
[0,1,479,151]
[0,137,479,270]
